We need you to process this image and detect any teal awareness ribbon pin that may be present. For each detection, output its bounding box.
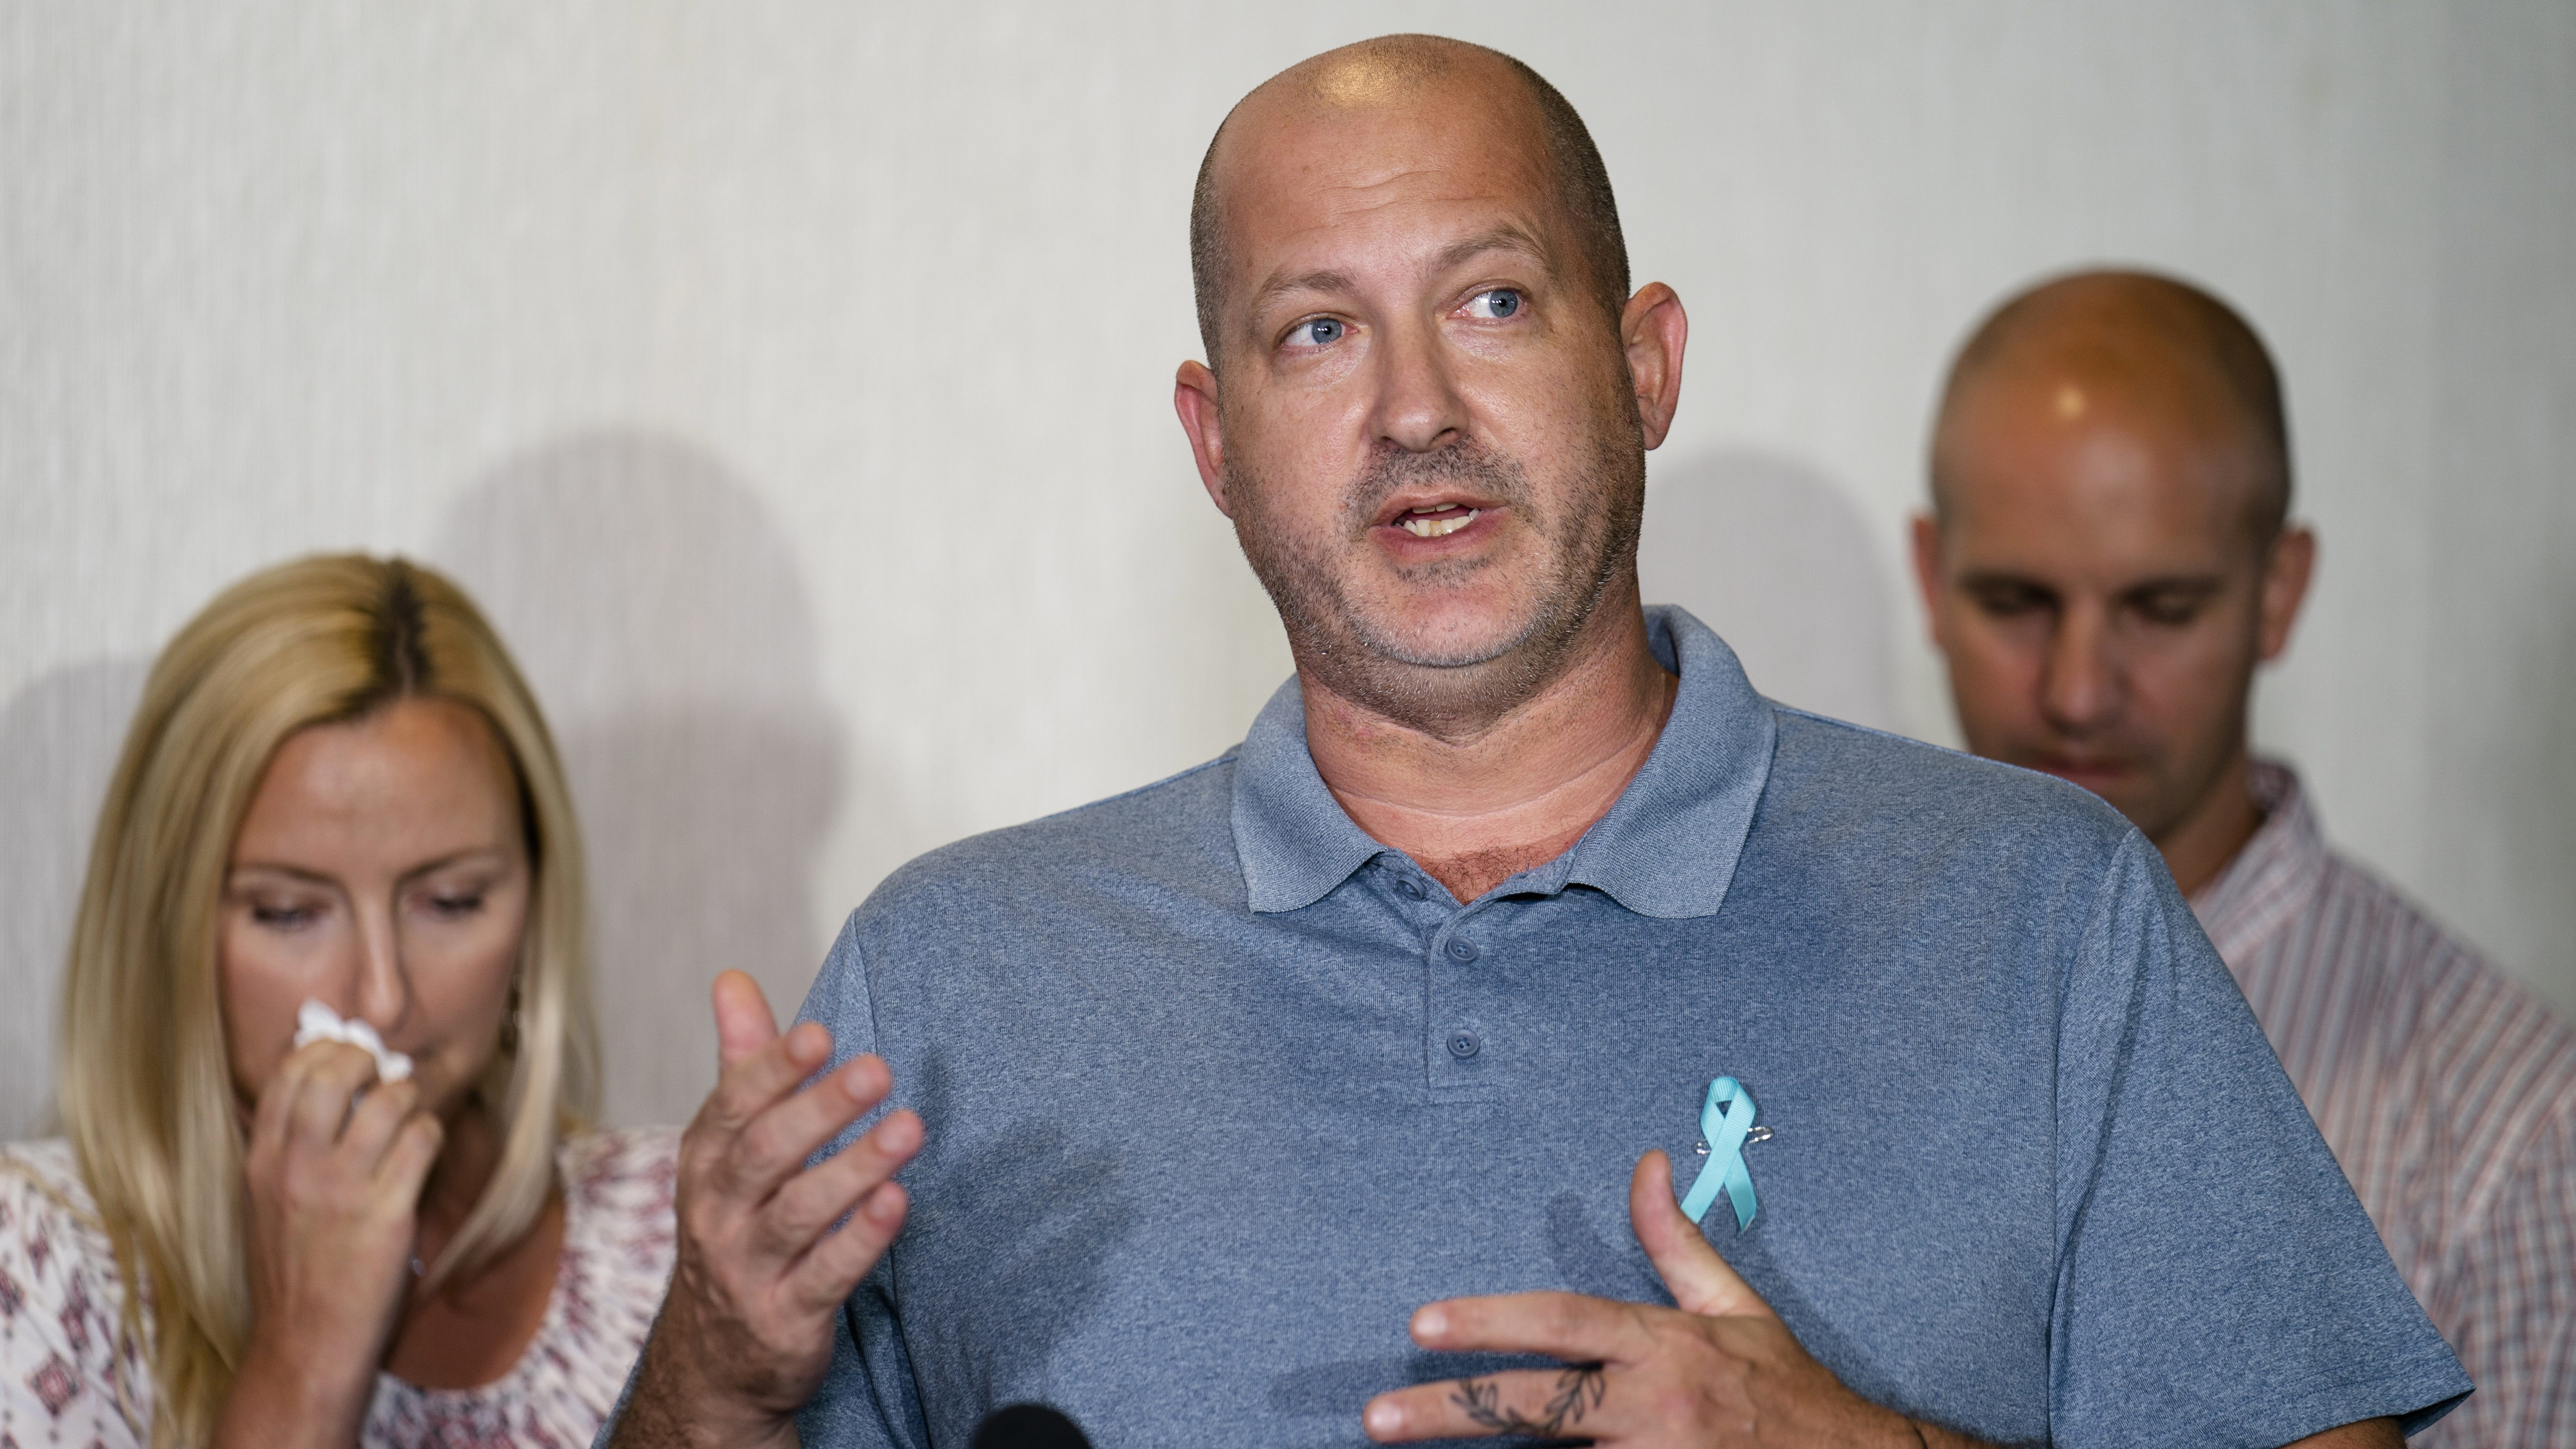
[1681,1076,1759,1231]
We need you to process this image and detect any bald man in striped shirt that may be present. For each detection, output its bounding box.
[1911,269,2576,1448]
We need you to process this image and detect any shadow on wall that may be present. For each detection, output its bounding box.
[433,432,848,1129]
[0,659,150,1138]
[1636,451,1897,733]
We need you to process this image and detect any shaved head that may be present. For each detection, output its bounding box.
[1166,31,1690,744]
[1916,268,2317,887]
[1189,35,1628,368]
[1933,270,2291,548]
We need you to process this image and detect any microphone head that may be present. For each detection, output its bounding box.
[968,1402,1093,1449]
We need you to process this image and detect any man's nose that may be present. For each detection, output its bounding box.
[2038,601,2122,734]
[1367,314,1470,453]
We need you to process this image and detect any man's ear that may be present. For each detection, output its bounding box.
[1173,360,1232,517]
[1910,512,1950,650]
[2258,525,2316,662]
[1620,284,1688,450]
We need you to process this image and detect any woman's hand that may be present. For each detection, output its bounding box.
[213,1039,445,1449]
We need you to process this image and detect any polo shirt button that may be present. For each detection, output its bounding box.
[1445,937,1479,963]
[1446,1029,1481,1059]
[1398,878,1426,900]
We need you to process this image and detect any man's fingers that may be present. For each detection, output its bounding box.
[698,1018,841,1140]
[783,1181,910,1314]
[716,1054,892,1202]
[1407,1290,1644,1362]
[711,969,782,1069]
[1631,1150,1776,1320]
[758,1108,922,1254]
[1363,1364,1613,1444]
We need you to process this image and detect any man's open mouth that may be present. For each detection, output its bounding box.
[1395,503,1482,538]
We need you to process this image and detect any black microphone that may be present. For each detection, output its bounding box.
[968,1402,1093,1449]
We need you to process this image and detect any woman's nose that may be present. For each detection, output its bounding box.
[349,897,412,1036]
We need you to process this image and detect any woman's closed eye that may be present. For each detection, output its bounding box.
[246,897,327,931]
[416,887,489,921]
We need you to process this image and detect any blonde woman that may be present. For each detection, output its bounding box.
[0,555,678,1448]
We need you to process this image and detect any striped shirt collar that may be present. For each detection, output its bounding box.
[2190,759,2331,961]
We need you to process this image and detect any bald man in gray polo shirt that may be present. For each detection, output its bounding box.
[605,36,2465,1449]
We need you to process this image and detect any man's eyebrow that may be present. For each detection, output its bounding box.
[2114,574,2226,605]
[1951,570,2229,600]
[1424,222,1556,281]
[1956,569,2058,593]
[1241,223,1560,321]
[1246,267,1358,318]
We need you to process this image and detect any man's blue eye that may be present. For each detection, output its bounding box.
[1470,289,1522,320]
[1290,318,1345,347]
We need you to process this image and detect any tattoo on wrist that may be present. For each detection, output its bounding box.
[1450,1363,1607,1438]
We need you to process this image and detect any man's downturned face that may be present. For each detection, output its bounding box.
[1923,370,2280,839]
[1196,66,1643,722]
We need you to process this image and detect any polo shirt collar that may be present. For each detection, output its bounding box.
[1230,674,1391,914]
[1232,605,1778,918]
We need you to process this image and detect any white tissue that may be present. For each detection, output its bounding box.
[291,1000,414,1082]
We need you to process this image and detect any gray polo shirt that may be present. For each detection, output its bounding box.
[789,607,2464,1449]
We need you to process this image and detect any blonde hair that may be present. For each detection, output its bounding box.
[58,554,598,1448]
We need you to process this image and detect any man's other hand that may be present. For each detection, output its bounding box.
[1362,1150,1977,1448]
[611,971,923,1449]
[1363,1152,2403,1449]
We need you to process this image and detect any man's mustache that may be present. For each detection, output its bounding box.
[1341,441,1533,534]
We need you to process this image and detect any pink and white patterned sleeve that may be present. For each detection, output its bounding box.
[0,1144,147,1449]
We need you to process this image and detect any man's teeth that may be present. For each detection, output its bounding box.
[1399,508,1480,538]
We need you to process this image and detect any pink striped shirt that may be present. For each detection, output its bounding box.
[2193,763,2576,1449]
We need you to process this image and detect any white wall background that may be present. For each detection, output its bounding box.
[5,2,2570,1131]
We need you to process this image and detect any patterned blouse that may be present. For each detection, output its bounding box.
[0,1126,677,1449]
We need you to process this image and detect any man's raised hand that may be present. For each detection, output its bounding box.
[1362,1151,1986,1449]
[612,971,923,1449]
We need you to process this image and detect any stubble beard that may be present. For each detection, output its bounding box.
[1226,427,1645,740]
